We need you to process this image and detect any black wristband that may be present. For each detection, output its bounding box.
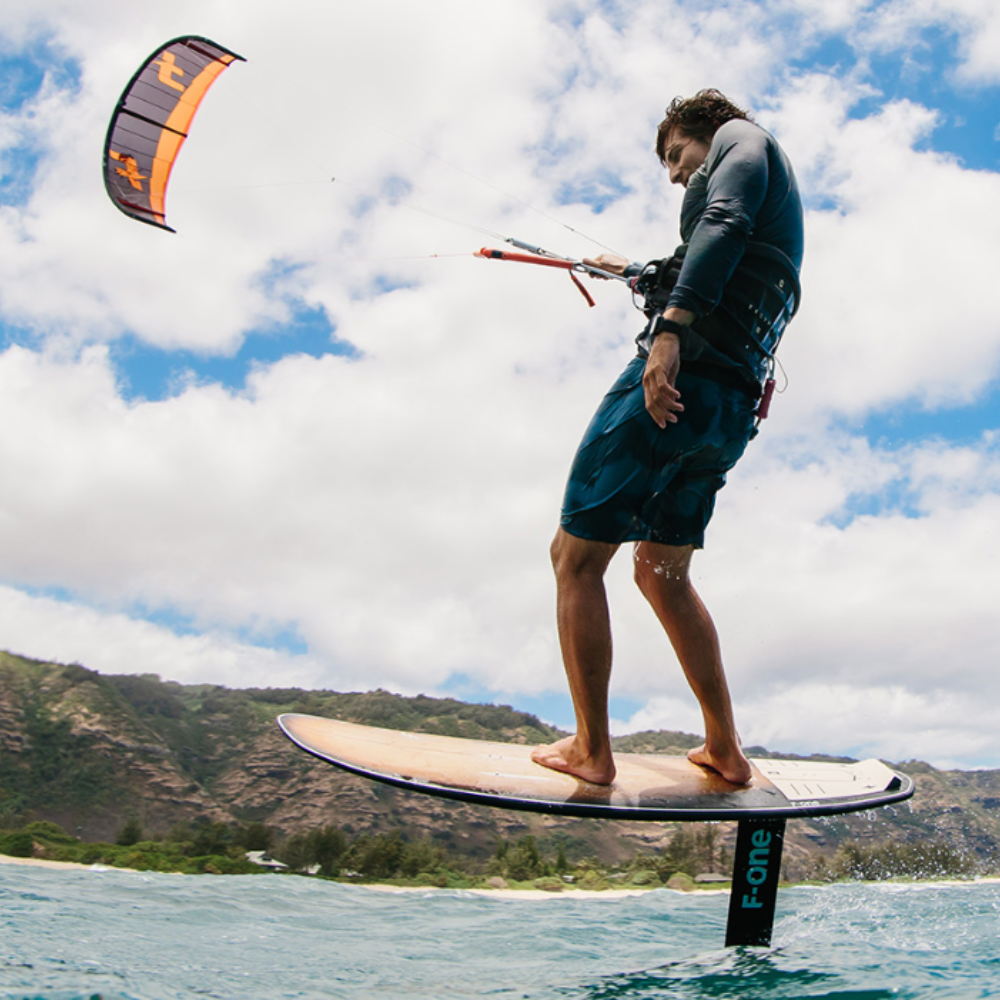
[650,315,689,342]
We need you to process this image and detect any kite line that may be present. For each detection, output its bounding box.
[102,35,634,308]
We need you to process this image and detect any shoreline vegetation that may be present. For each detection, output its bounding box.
[2,852,997,899]
[0,818,990,894]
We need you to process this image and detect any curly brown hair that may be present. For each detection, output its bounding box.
[654,89,754,164]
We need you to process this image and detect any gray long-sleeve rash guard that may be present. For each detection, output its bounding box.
[668,118,803,318]
[633,118,804,388]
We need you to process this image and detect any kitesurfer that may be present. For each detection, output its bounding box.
[531,90,804,786]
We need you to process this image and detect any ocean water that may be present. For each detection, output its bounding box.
[1,865,999,999]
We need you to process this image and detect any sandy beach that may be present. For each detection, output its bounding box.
[0,854,125,872]
[360,882,673,900]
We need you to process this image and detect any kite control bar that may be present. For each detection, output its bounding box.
[476,240,629,307]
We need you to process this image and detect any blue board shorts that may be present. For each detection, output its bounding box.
[560,356,758,548]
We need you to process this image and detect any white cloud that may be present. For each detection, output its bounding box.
[1,0,1000,769]
[0,584,321,689]
[628,682,1000,769]
[858,0,1000,86]
[761,94,1000,416]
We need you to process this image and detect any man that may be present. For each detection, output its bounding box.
[531,90,803,786]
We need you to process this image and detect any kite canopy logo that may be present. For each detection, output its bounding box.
[103,35,245,232]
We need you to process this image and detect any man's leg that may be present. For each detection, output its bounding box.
[633,541,752,784]
[530,528,619,785]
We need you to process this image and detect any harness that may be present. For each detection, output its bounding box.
[630,242,801,420]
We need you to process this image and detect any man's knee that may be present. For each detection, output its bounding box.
[551,528,616,582]
[633,542,694,598]
[633,553,667,598]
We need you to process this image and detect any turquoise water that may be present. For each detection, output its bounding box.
[2,865,999,998]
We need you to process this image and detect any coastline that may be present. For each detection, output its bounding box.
[355,875,1000,898]
[359,882,688,899]
[0,853,715,893]
[2,854,997,897]
[0,853,127,872]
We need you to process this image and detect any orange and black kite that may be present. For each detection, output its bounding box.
[103,35,244,232]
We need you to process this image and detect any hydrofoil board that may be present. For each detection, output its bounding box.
[278,713,913,821]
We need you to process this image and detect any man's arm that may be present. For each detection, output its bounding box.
[581,255,693,427]
[667,122,771,317]
[642,306,694,428]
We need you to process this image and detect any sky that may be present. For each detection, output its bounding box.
[2,0,1000,770]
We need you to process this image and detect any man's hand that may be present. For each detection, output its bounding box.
[581,253,629,278]
[643,331,684,427]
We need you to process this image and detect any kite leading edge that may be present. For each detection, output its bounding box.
[103,35,245,232]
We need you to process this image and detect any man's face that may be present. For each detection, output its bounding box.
[663,130,711,187]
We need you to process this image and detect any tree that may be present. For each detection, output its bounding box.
[398,838,446,878]
[494,835,545,882]
[115,816,143,847]
[345,831,404,879]
[282,825,347,874]
[555,841,569,875]
[240,823,273,852]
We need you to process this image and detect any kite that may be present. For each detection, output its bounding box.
[103,35,245,232]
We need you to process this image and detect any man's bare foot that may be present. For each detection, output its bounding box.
[531,735,616,785]
[687,742,753,785]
